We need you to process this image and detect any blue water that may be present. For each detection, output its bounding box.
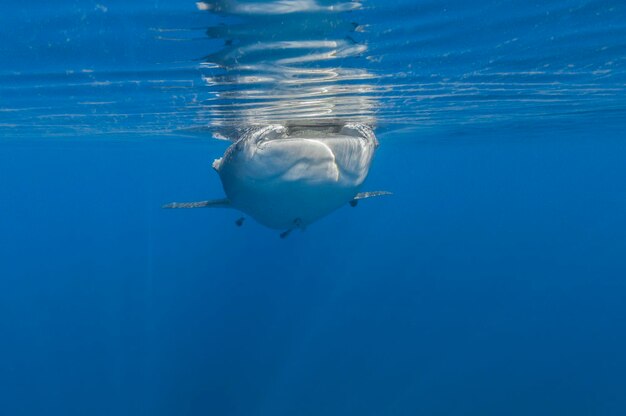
[1,1,626,415]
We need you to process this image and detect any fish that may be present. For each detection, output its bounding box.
[163,122,390,237]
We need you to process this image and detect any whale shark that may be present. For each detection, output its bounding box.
[163,122,390,237]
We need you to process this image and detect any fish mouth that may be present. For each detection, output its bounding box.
[254,121,377,146]
[284,120,351,135]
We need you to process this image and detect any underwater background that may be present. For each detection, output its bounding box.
[1,0,626,415]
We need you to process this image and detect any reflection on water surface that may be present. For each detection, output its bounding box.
[196,0,377,136]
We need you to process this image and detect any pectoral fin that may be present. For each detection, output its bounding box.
[353,191,392,200]
[162,198,231,209]
[350,191,392,207]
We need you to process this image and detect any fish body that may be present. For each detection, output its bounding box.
[214,123,378,229]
